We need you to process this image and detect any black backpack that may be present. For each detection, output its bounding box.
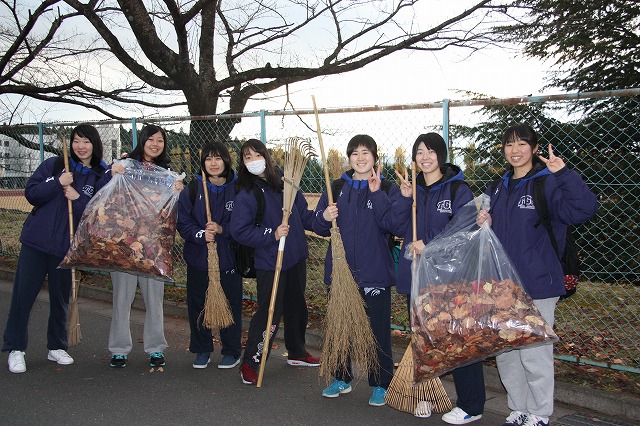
[188,180,264,278]
[531,175,580,299]
[489,176,580,299]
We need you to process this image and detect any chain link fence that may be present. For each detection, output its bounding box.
[0,89,638,373]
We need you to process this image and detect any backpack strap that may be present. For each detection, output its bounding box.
[52,156,65,176]
[330,178,344,202]
[252,184,265,226]
[532,175,560,258]
[188,180,199,206]
[450,180,465,204]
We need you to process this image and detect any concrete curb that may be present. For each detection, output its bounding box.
[1,267,638,421]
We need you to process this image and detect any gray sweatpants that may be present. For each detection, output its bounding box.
[496,297,559,418]
[108,271,168,356]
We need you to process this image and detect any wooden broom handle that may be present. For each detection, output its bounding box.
[412,161,417,243]
[311,96,335,206]
[201,168,212,223]
[62,136,74,239]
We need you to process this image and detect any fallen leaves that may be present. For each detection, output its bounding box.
[60,161,179,280]
[411,278,558,383]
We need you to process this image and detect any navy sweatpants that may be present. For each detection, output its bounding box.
[242,259,309,369]
[2,245,71,352]
[186,265,243,357]
[335,286,394,389]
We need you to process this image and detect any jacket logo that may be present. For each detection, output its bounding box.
[196,230,205,239]
[366,200,373,209]
[436,199,452,214]
[226,201,234,211]
[82,185,94,197]
[263,228,273,235]
[46,177,54,183]
[364,287,384,296]
[518,195,535,209]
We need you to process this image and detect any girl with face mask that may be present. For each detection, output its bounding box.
[230,138,319,385]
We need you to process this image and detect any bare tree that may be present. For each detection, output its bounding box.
[1,0,507,137]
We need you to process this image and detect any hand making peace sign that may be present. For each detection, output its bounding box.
[538,144,566,173]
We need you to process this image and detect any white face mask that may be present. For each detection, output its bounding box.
[246,159,266,176]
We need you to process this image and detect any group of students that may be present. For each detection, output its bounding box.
[2,122,597,426]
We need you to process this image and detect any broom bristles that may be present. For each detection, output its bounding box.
[320,228,379,383]
[385,344,452,414]
[202,243,234,329]
[67,269,81,347]
[67,300,81,347]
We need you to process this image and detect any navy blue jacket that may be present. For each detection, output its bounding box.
[312,171,407,288]
[176,173,238,272]
[20,156,106,258]
[395,164,474,294]
[230,177,315,272]
[487,163,598,299]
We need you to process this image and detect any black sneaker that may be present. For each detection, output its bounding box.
[110,354,127,368]
[149,352,165,367]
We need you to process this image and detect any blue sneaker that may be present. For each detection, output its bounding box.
[217,355,240,369]
[149,352,165,367]
[368,386,387,406]
[322,379,352,398]
[192,352,210,369]
[110,354,127,368]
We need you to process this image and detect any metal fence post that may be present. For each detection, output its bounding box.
[131,117,138,149]
[260,110,266,144]
[442,98,450,161]
[37,122,44,163]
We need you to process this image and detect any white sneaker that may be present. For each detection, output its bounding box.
[47,349,74,365]
[442,407,483,425]
[8,350,26,373]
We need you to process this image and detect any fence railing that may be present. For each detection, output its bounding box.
[0,88,638,373]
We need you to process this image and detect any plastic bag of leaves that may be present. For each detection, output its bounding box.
[409,194,558,383]
[59,158,182,281]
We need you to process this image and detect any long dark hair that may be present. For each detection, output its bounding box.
[201,141,233,181]
[503,123,541,171]
[128,124,170,168]
[236,138,281,191]
[69,124,104,170]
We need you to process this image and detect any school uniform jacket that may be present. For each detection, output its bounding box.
[20,156,106,258]
[312,171,408,288]
[176,172,238,272]
[230,177,315,272]
[487,163,598,299]
[395,164,474,295]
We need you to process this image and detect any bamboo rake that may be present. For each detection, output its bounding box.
[200,163,234,330]
[312,95,378,384]
[257,137,315,387]
[385,162,452,415]
[63,136,81,347]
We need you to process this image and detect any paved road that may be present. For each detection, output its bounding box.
[0,278,635,425]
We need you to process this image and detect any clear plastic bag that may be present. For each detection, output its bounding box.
[410,195,558,383]
[59,158,181,280]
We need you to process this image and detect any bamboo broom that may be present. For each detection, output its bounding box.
[63,136,81,347]
[257,137,316,387]
[312,95,378,385]
[384,162,452,416]
[200,160,234,330]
